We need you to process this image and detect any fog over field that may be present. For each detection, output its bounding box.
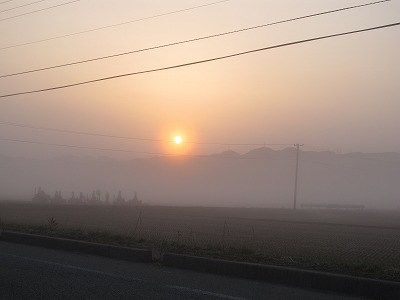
[1,0,400,211]
[1,147,399,209]
[2,2,400,296]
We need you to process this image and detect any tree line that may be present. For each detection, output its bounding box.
[32,187,142,206]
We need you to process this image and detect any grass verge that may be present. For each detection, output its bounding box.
[1,221,399,282]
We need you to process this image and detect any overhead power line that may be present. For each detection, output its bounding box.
[0,137,298,159]
[0,0,231,49]
[0,0,80,22]
[0,137,172,155]
[0,0,48,13]
[0,0,391,78]
[0,121,164,143]
[0,1,15,4]
[0,121,292,146]
[1,21,399,99]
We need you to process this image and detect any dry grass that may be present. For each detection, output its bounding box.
[1,201,400,281]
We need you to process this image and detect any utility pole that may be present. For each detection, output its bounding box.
[293,143,303,210]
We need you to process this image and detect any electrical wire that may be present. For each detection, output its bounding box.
[0,137,172,155]
[0,0,15,4]
[0,0,80,22]
[0,121,293,146]
[0,137,298,159]
[0,0,48,13]
[0,0,391,78]
[0,0,231,49]
[1,21,399,99]
[0,121,164,142]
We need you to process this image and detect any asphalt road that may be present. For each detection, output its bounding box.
[0,241,364,300]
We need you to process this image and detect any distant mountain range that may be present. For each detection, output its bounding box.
[1,148,399,209]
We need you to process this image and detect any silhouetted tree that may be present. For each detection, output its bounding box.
[114,191,125,205]
[32,187,51,204]
[105,191,110,205]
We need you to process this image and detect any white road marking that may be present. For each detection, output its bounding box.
[1,252,250,300]
[168,285,249,300]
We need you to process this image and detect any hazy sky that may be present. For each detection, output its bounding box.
[1,0,399,159]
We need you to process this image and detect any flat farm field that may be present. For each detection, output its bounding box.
[1,201,400,280]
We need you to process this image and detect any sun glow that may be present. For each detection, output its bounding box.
[173,135,183,144]
[159,128,195,155]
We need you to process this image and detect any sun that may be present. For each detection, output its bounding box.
[173,135,183,144]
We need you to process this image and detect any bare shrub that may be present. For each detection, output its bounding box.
[47,216,58,231]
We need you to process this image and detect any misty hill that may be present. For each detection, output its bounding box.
[1,148,399,209]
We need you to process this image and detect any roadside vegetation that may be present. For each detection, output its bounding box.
[1,217,399,282]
